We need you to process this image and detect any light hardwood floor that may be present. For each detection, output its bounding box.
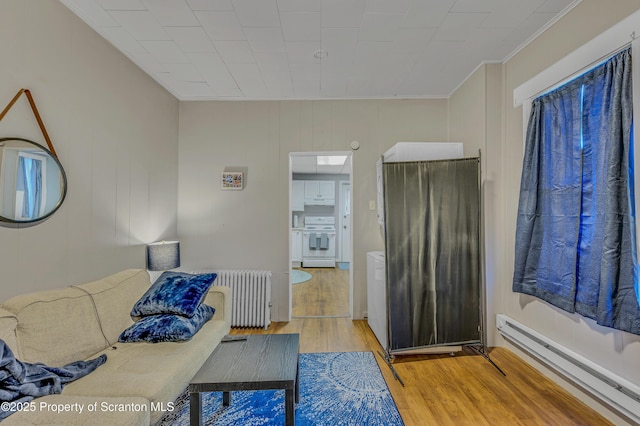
[292,267,349,317]
[232,319,612,425]
[273,267,612,424]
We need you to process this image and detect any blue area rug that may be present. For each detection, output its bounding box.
[337,262,350,270]
[157,352,403,425]
[291,269,312,284]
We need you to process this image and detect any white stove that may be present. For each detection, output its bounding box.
[302,216,336,268]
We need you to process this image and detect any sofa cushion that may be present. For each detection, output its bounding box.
[62,316,230,424]
[130,271,217,318]
[74,269,151,345]
[0,287,107,367]
[119,304,215,343]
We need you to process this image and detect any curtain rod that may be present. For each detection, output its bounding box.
[532,41,633,101]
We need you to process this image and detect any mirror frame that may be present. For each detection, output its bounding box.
[0,137,67,224]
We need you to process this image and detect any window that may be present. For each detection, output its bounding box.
[15,152,46,221]
[513,48,640,335]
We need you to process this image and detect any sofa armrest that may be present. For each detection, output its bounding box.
[204,286,231,324]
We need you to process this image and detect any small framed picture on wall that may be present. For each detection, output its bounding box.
[222,172,243,190]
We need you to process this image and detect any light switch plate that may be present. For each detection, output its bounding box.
[369,200,376,210]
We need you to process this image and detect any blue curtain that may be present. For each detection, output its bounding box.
[16,156,42,220]
[513,48,640,334]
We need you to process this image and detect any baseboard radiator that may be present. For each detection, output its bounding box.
[496,314,640,423]
[191,270,272,329]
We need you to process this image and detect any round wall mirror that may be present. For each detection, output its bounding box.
[0,137,67,224]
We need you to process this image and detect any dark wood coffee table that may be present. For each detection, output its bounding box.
[189,333,300,426]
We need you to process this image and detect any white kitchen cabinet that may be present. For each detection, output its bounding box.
[304,180,335,205]
[291,229,303,262]
[292,180,305,211]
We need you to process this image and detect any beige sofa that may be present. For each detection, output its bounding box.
[0,269,231,425]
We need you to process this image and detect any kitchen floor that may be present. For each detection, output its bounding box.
[292,267,349,317]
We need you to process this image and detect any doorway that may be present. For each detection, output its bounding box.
[289,152,353,319]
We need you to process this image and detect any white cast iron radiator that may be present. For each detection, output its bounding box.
[189,270,272,329]
[496,314,640,423]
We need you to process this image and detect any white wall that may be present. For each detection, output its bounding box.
[450,0,640,423]
[178,99,448,321]
[0,0,179,300]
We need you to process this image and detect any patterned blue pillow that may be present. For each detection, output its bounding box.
[131,271,217,318]
[119,304,215,343]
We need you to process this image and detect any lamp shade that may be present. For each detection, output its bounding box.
[146,241,180,271]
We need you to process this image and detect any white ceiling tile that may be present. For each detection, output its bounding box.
[262,72,294,95]
[506,11,559,41]
[346,77,376,97]
[61,0,120,27]
[101,27,147,54]
[353,41,392,60]
[321,28,359,50]
[186,0,234,10]
[468,27,514,45]
[215,41,255,63]
[269,85,295,98]
[290,62,321,81]
[140,40,190,62]
[232,0,280,27]
[244,28,286,53]
[365,0,410,14]
[411,40,465,67]
[451,0,505,13]
[398,60,452,96]
[320,28,358,71]
[227,63,269,97]
[482,4,546,28]
[392,28,436,54]
[163,63,204,81]
[130,52,167,73]
[359,13,404,41]
[156,74,217,97]
[536,0,575,13]
[97,0,145,10]
[216,87,244,97]
[276,0,321,12]
[402,0,455,28]
[285,41,321,63]
[188,52,238,89]
[434,28,470,42]
[254,52,291,73]
[108,11,169,40]
[292,78,320,97]
[320,57,354,73]
[142,0,199,26]
[320,74,348,97]
[321,0,366,28]
[281,12,321,41]
[439,12,489,30]
[195,11,244,40]
[61,0,581,100]
[440,56,481,84]
[165,27,215,53]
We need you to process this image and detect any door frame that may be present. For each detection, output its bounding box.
[339,181,351,262]
[288,151,353,321]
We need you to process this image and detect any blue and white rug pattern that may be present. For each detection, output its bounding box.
[158,351,403,425]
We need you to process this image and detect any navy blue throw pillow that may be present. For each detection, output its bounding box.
[119,304,215,343]
[131,271,217,318]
